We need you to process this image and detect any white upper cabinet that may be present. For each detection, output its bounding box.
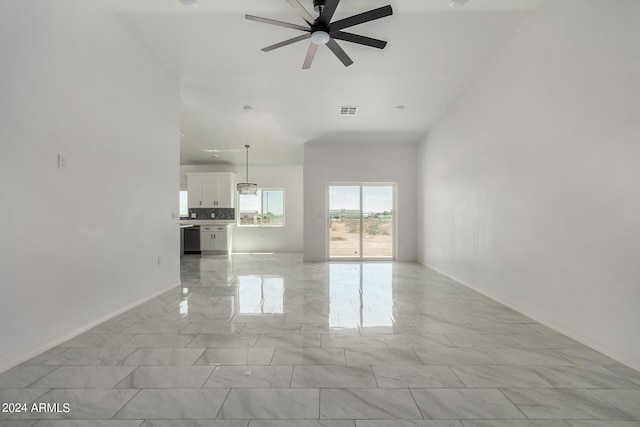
[186,173,235,208]
[213,173,233,208]
[187,174,204,208]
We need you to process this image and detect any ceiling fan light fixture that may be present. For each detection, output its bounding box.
[310,31,331,45]
[237,145,258,195]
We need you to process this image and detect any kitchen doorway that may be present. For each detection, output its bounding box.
[328,184,395,260]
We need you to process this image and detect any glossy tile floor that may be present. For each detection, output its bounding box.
[2,253,640,426]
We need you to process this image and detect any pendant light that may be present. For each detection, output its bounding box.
[237,144,258,195]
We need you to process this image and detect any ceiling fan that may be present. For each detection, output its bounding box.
[245,0,393,69]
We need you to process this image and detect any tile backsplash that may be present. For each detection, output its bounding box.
[187,208,235,220]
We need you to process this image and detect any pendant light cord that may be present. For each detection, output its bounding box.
[245,144,250,182]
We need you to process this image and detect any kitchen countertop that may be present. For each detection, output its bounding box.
[180,220,235,226]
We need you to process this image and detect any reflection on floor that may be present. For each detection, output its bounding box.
[2,252,640,426]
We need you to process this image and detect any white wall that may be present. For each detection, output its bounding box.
[181,164,303,252]
[304,143,417,262]
[417,0,640,369]
[0,1,180,371]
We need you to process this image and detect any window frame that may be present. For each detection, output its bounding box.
[179,190,189,218]
[236,188,285,227]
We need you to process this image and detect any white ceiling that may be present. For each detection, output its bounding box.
[113,0,546,165]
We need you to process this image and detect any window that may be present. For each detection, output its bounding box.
[237,189,284,227]
[179,190,188,218]
[328,184,395,259]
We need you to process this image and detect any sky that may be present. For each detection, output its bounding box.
[329,185,393,213]
[239,190,284,215]
[183,186,392,216]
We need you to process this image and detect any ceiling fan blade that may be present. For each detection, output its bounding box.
[330,31,387,49]
[318,0,340,26]
[328,5,392,32]
[262,33,311,52]
[326,39,353,67]
[286,0,315,25]
[302,43,319,69]
[245,15,311,32]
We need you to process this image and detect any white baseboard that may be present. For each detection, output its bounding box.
[0,283,180,373]
[422,263,640,372]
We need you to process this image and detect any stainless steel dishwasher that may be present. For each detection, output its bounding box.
[183,226,201,254]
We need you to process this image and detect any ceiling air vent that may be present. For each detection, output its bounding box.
[339,106,359,116]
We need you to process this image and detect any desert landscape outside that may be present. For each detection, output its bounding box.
[328,185,394,258]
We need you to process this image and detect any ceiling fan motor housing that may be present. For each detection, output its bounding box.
[313,0,327,13]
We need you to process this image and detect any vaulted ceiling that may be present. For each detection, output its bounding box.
[113,0,545,165]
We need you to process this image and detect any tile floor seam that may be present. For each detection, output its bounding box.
[287,360,294,388]
[22,366,62,389]
[496,386,531,420]
[113,366,141,389]
[109,387,142,420]
[446,364,466,388]
[214,388,233,420]
[175,320,191,334]
[369,363,381,389]
[115,333,138,349]
[407,387,427,420]
[409,346,424,366]
[201,364,218,388]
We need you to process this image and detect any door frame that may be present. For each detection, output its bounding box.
[326,182,396,261]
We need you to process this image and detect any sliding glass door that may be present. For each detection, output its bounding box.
[361,185,394,258]
[328,184,395,259]
[328,186,361,257]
